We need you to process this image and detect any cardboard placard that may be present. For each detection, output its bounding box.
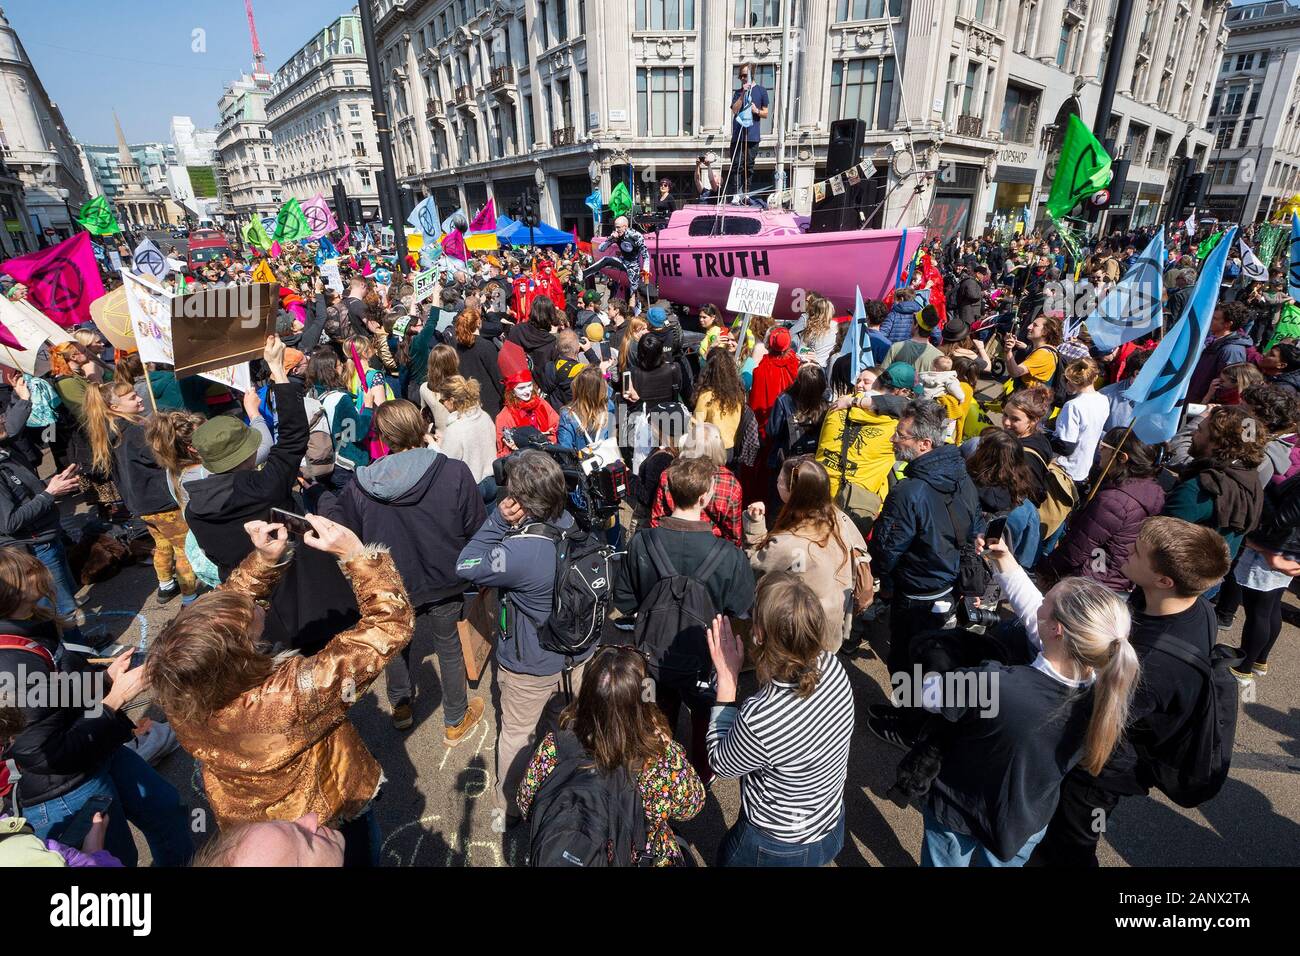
[170,282,277,379]
[90,285,134,351]
[457,588,498,683]
[725,278,779,318]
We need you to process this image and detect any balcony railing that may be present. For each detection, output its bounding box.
[551,126,575,147]
[956,113,983,137]
[425,99,439,116]
[488,65,516,91]
[455,84,473,105]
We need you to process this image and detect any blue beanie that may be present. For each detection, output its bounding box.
[647,306,667,328]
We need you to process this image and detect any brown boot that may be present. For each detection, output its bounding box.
[444,697,485,745]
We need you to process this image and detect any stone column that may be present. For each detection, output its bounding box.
[1079,4,1106,79]
[1143,0,1178,104]
[700,0,730,134]
[1115,1,1143,95]
[1033,0,1067,63]
[796,0,831,130]
[898,0,941,129]
[592,0,633,134]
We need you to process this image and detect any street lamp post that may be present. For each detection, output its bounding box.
[357,0,409,274]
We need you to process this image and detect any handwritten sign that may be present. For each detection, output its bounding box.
[0,297,71,375]
[320,258,343,294]
[725,277,780,318]
[412,268,437,304]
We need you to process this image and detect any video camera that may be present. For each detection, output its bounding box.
[495,426,627,532]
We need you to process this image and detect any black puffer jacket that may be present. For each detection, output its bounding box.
[0,618,134,808]
[1247,471,1300,558]
[0,449,59,547]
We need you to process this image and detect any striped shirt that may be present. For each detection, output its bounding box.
[707,652,855,843]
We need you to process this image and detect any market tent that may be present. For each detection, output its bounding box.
[496,217,575,248]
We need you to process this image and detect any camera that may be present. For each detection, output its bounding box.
[495,427,626,532]
[958,596,1000,629]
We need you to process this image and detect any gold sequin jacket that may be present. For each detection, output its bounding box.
[172,544,414,829]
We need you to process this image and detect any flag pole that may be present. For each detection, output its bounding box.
[1084,418,1137,506]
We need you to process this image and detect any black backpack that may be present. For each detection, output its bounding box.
[1134,634,1241,808]
[527,730,649,867]
[632,530,728,692]
[1043,346,1071,408]
[509,522,615,660]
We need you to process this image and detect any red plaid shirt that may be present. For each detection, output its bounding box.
[650,465,744,545]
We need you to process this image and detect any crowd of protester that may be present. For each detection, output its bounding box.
[1,216,1297,868]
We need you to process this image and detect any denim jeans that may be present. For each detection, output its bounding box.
[21,745,193,867]
[718,810,845,867]
[30,539,83,640]
[921,803,1045,867]
[384,597,467,725]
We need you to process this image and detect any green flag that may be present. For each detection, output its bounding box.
[272,198,311,242]
[1196,230,1225,260]
[1045,114,1112,220]
[609,181,633,219]
[242,217,271,251]
[1257,223,1287,267]
[1266,302,1300,353]
[76,195,119,235]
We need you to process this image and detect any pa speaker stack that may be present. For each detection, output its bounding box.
[810,118,867,234]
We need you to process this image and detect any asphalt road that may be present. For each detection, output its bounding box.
[87,541,1299,868]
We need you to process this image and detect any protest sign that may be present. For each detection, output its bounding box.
[89,285,135,351]
[170,283,276,379]
[725,278,780,318]
[412,268,437,304]
[0,297,71,375]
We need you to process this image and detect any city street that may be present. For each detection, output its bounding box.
[93,544,1299,868]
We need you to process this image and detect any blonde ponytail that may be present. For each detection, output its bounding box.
[1047,577,1139,775]
[81,381,139,475]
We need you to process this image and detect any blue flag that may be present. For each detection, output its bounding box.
[1125,226,1237,445]
[1289,213,1300,304]
[314,237,339,264]
[1085,227,1165,351]
[585,190,602,217]
[834,286,867,384]
[408,196,441,244]
[441,208,467,235]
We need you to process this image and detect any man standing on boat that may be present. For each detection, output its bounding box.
[726,63,769,203]
[584,216,650,311]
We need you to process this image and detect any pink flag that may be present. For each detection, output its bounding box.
[0,232,106,327]
[361,257,374,276]
[270,240,282,258]
[302,194,338,239]
[442,229,468,261]
[468,199,497,234]
[338,223,351,250]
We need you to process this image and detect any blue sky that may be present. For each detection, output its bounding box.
[5,0,355,146]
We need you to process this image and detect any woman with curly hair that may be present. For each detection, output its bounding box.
[693,346,746,451]
[964,426,1040,568]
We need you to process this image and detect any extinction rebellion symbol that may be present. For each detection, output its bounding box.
[28,258,84,313]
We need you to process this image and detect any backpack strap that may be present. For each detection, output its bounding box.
[694,537,731,584]
[1133,633,1211,679]
[643,528,678,580]
[0,635,55,669]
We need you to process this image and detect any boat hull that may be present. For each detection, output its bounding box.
[647,226,925,320]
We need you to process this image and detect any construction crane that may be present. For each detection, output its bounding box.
[245,0,266,75]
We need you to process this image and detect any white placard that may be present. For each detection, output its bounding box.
[412,268,437,304]
[725,278,780,318]
[108,250,123,273]
[320,258,343,294]
[0,298,71,375]
[121,272,250,391]
[122,271,175,366]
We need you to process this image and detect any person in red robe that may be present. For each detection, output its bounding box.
[494,369,559,457]
[748,327,800,440]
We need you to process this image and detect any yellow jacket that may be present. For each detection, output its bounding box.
[816,404,898,503]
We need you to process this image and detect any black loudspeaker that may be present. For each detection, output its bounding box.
[811,118,867,233]
[332,181,351,227]
[1188,171,1208,206]
[826,118,866,177]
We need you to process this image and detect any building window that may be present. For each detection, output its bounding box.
[961,61,979,116]
[636,0,696,29]
[1213,122,1233,150]
[637,67,694,136]
[341,38,354,55]
[350,104,361,119]
[1000,83,1040,145]
[580,68,590,131]
[1057,25,1071,68]
[538,0,550,48]
[1237,118,1254,148]
[557,77,572,129]
[360,169,373,189]
[524,94,537,144]
[835,0,902,17]
[1247,85,1261,115]
[353,132,367,157]
[829,57,896,131]
[555,0,569,41]
[343,69,355,85]
[492,106,506,156]
[579,0,587,33]
[734,0,779,28]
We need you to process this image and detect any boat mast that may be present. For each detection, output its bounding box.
[775,0,794,210]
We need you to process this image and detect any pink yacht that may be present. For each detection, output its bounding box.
[641,203,925,320]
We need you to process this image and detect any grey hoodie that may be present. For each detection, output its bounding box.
[356,447,441,500]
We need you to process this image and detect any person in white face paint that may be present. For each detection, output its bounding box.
[493,369,559,458]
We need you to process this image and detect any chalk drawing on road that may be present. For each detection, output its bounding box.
[381,813,445,867]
